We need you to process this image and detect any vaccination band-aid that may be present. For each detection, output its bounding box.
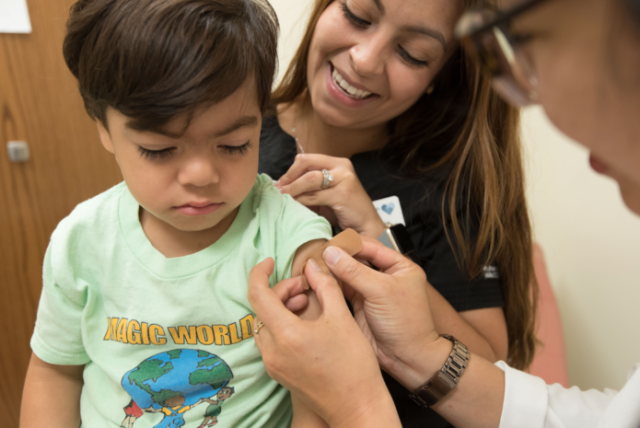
[301,228,363,290]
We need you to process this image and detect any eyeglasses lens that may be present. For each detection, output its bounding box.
[460,10,538,107]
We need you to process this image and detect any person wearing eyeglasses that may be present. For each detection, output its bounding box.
[247,0,640,427]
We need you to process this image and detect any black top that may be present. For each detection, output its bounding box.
[259,115,503,428]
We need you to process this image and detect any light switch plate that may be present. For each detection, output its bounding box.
[7,141,30,163]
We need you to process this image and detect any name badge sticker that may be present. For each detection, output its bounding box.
[373,196,405,226]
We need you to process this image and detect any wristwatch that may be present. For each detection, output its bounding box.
[377,223,414,256]
[408,335,470,408]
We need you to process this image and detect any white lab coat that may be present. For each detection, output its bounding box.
[496,361,640,428]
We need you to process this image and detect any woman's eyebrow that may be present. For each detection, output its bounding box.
[401,24,448,52]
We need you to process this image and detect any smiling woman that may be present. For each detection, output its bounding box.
[259,0,537,426]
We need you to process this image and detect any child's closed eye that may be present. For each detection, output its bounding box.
[137,146,176,160]
[221,141,252,155]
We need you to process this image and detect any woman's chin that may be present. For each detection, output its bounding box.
[312,103,360,128]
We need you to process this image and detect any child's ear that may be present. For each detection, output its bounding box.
[96,119,115,154]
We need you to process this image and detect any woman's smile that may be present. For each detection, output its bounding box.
[330,63,376,100]
[326,62,380,108]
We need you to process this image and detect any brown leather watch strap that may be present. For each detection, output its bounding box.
[408,335,470,408]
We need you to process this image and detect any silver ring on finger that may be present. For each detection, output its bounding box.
[321,169,334,190]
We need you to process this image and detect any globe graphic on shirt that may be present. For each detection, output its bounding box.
[122,349,233,421]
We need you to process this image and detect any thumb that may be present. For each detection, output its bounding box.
[252,257,275,278]
[303,260,352,319]
[323,246,384,299]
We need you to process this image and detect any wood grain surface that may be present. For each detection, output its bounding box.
[0,1,122,425]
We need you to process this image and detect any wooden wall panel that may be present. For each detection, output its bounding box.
[0,1,122,426]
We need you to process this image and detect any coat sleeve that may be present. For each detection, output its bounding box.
[496,361,618,428]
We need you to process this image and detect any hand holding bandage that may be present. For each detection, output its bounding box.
[301,229,363,290]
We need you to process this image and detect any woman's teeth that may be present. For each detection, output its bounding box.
[332,68,372,99]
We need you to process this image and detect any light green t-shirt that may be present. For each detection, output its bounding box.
[31,174,331,428]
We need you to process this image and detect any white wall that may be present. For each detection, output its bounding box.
[269,0,640,392]
[269,0,313,84]
[522,108,640,391]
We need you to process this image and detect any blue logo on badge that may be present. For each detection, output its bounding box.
[381,203,395,215]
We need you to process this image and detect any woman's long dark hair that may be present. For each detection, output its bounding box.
[273,0,538,369]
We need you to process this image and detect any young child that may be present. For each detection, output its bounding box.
[19,0,332,427]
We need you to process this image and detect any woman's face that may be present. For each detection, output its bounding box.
[306,0,460,130]
[509,0,640,214]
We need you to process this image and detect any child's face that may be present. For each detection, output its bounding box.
[97,80,261,239]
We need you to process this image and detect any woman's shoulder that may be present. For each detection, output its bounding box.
[260,112,285,142]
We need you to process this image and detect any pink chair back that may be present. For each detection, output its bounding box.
[527,243,570,387]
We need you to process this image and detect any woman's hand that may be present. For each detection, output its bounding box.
[249,251,506,428]
[248,258,401,428]
[323,238,447,390]
[275,154,385,238]
[330,243,508,428]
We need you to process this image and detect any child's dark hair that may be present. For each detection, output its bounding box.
[63,0,279,131]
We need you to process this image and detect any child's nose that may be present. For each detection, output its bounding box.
[178,157,220,187]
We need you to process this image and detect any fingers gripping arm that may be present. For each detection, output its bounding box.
[248,259,401,428]
[288,231,363,427]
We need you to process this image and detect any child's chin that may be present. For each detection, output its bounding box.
[173,220,221,232]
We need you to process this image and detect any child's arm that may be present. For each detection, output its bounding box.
[290,239,327,321]
[289,239,331,428]
[289,230,363,320]
[20,352,84,428]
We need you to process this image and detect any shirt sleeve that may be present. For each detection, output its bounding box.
[418,221,504,312]
[30,237,90,366]
[496,361,619,428]
[273,192,332,283]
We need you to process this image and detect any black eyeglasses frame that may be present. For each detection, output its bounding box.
[461,0,551,39]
